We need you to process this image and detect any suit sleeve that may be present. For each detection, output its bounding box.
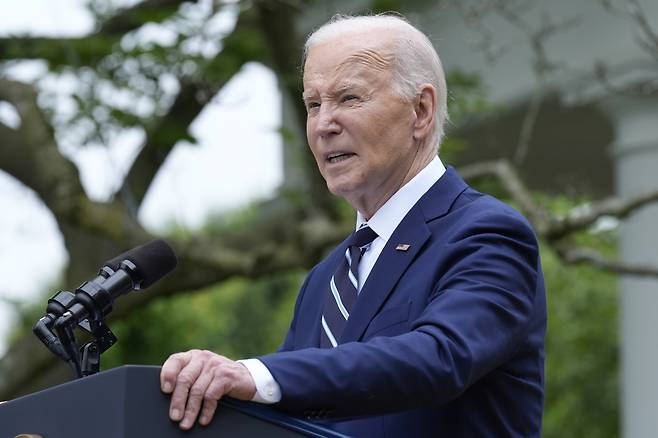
[260,208,543,417]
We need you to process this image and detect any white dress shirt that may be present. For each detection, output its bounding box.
[240,156,447,403]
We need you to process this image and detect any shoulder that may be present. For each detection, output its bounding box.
[425,186,539,255]
[418,167,535,237]
[462,188,532,225]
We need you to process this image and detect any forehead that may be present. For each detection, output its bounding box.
[303,33,395,89]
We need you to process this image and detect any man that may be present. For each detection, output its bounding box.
[161,14,546,437]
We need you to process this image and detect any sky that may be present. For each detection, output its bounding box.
[0,0,282,354]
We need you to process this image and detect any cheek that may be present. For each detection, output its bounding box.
[306,120,314,146]
[306,128,322,162]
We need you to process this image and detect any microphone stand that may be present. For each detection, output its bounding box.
[33,239,177,378]
[33,263,135,378]
[53,309,116,378]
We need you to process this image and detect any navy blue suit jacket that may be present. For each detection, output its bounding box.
[260,167,546,437]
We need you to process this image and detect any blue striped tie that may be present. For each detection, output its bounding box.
[321,225,378,348]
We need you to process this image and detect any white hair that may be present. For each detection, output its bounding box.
[304,14,449,145]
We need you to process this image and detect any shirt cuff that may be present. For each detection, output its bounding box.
[238,358,282,404]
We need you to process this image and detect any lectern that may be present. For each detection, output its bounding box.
[0,365,349,438]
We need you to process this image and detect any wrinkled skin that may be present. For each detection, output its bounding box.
[160,350,256,430]
[160,27,438,429]
[303,31,437,218]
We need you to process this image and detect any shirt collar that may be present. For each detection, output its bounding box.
[356,156,446,241]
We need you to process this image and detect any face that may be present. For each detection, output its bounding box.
[303,33,427,217]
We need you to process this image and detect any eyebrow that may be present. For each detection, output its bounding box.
[302,82,364,102]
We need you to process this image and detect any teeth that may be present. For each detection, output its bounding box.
[329,154,352,163]
[327,152,352,162]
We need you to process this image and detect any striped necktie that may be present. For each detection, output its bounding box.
[321,225,378,348]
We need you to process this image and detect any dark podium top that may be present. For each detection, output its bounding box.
[0,365,349,438]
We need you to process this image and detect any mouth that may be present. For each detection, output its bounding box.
[326,152,356,164]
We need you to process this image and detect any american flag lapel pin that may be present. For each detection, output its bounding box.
[395,244,411,251]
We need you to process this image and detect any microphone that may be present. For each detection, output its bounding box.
[57,239,178,327]
[102,238,178,289]
[34,239,178,376]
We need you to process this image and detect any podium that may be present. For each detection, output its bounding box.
[0,365,349,437]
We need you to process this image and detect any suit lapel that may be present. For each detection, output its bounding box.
[339,167,468,343]
[340,206,430,343]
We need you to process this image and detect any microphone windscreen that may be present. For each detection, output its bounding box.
[104,239,178,288]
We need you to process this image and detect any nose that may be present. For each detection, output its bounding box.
[314,104,341,138]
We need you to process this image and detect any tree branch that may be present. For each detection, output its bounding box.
[459,158,658,278]
[255,0,341,218]
[0,201,349,400]
[97,0,188,35]
[0,79,84,216]
[0,0,190,66]
[119,5,267,210]
[0,78,152,284]
[624,0,658,62]
[458,159,553,235]
[556,244,658,277]
[548,189,658,240]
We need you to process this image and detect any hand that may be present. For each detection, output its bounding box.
[160,349,256,430]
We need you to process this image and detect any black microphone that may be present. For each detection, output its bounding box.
[58,239,178,327]
[103,238,178,289]
[34,239,177,375]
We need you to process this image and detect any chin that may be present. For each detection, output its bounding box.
[325,178,346,194]
[326,183,346,197]
[326,180,362,202]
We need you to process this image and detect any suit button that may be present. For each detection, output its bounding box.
[305,410,319,419]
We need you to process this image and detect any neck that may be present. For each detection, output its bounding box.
[357,144,436,220]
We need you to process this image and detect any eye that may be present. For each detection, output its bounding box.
[305,101,320,112]
[341,94,359,103]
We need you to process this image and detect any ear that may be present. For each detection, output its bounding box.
[412,84,437,141]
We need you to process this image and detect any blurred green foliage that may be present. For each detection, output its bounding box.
[93,196,620,438]
[541,238,619,438]
[3,1,621,434]
[102,271,303,367]
[465,184,620,437]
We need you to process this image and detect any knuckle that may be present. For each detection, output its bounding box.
[203,391,219,402]
[213,367,227,379]
[189,386,206,398]
[184,403,199,416]
[185,349,202,359]
[205,385,226,400]
[168,351,188,362]
[184,397,200,412]
[177,372,195,387]
[206,350,226,361]
[198,349,214,359]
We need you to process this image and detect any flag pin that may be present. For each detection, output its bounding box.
[395,244,411,251]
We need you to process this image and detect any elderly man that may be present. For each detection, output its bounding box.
[161,14,546,437]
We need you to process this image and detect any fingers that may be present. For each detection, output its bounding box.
[160,351,189,394]
[197,361,257,426]
[169,356,204,424]
[198,371,227,426]
[179,362,214,429]
[160,350,258,430]
[198,397,219,426]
